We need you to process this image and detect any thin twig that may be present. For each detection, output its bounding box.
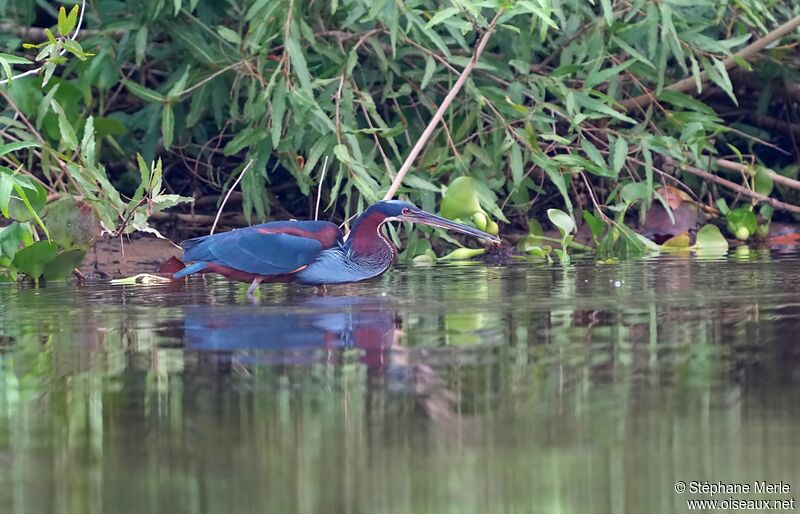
[664,157,800,214]
[0,0,88,86]
[716,158,800,191]
[315,156,328,220]
[180,61,246,98]
[211,159,253,235]
[383,9,504,200]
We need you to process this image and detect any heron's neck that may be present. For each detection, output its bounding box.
[347,211,396,257]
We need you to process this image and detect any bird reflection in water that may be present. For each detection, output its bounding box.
[180,295,457,423]
[183,296,394,368]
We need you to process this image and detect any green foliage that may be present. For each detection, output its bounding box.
[0,0,798,269]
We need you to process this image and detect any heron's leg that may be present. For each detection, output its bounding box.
[247,278,262,295]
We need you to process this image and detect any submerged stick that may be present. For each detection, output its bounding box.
[383,10,504,200]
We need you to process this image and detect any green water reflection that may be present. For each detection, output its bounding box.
[1,255,799,513]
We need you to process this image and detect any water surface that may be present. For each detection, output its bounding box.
[1,254,799,513]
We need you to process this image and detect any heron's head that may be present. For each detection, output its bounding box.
[366,200,501,244]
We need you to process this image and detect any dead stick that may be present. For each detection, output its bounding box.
[716,158,800,191]
[621,14,800,111]
[211,159,253,235]
[383,10,503,200]
[664,157,800,215]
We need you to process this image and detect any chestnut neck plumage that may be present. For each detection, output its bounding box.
[346,210,397,260]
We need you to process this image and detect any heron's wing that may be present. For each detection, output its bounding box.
[180,221,343,276]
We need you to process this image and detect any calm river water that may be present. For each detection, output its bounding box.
[1,254,799,513]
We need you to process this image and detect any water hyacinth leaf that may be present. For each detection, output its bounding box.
[726,208,757,240]
[754,167,774,196]
[693,224,729,252]
[11,241,58,281]
[662,232,691,248]
[441,176,482,220]
[438,247,486,261]
[43,250,86,281]
[547,208,575,235]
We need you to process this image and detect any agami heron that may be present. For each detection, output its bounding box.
[173,200,500,292]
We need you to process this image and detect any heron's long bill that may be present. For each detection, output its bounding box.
[400,210,501,244]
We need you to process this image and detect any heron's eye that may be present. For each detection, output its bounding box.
[402,208,411,215]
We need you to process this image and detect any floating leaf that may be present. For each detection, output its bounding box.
[438,248,486,261]
[693,224,729,252]
[662,232,691,248]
